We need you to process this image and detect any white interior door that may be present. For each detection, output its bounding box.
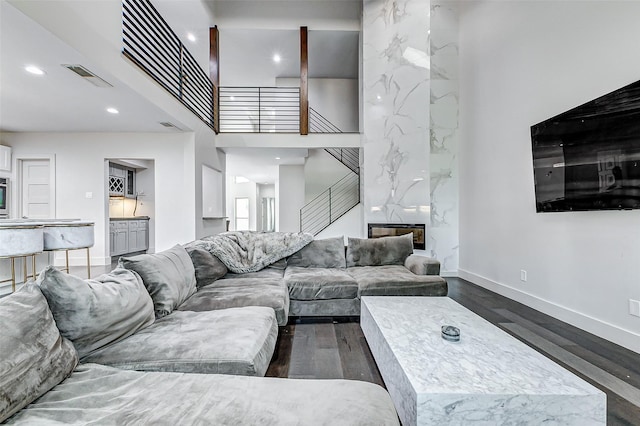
[21,159,52,218]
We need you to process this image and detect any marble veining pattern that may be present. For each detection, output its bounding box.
[363,0,430,225]
[361,297,606,425]
[428,0,459,273]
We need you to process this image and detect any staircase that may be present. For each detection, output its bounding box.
[300,146,360,235]
[300,171,360,235]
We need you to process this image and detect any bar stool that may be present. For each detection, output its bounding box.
[0,223,44,292]
[43,221,95,278]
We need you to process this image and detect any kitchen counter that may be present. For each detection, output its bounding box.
[109,216,149,221]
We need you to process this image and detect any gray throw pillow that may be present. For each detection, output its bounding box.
[346,233,414,267]
[184,246,228,288]
[37,266,155,358]
[120,244,197,318]
[287,236,346,268]
[0,284,78,422]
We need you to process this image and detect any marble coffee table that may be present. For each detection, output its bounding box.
[360,296,606,425]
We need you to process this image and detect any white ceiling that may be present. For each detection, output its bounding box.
[224,147,308,184]
[0,2,187,133]
[0,0,360,134]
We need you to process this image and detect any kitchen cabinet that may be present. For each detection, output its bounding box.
[109,218,148,256]
[0,145,11,171]
[108,163,136,198]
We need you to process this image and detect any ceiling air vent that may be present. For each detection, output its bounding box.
[159,121,182,130]
[62,64,113,88]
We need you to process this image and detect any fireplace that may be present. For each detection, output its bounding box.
[367,223,425,250]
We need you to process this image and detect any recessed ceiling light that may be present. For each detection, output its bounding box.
[106,107,119,114]
[376,95,382,100]
[275,157,281,160]
[25,65,45,75]
[187,32,196,42]
[273,54,281,63]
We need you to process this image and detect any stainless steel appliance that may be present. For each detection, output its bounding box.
[0,178,9,218]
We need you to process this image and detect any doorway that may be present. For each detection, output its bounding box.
[18,157,55,219]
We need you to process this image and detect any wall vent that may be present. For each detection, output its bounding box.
[159,121,181,130]
[62,64,113,88]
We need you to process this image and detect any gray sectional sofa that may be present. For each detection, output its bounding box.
[184,233,447,318]
[0,284,399,424]
[0,232,445,424]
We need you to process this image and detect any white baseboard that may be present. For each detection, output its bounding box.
[441,270,459,278]
[458,269,640,354]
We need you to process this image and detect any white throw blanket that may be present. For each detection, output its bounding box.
[192,231,314,273]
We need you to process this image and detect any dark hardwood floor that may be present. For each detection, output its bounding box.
[266,278,640,426]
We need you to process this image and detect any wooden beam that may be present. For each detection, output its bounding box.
[300,26,309,135]
[209,26,220,134]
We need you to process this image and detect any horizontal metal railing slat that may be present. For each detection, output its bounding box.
[122,0,214,129]
[300,172,360,235]
[218,86,300,133]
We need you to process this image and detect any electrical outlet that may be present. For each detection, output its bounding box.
[520,270,527,282]
[629,299,640,317]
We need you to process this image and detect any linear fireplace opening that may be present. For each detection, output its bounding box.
[368,223,425,250]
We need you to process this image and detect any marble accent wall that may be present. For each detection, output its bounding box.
[362,0,430,226]
[429,0,459,273]
[362,0,459,274]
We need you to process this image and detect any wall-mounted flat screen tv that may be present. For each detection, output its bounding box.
[531,80,640,212]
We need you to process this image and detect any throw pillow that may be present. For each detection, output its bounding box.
[346,233,414,267]
[287,236,346,268]
[0,284,78,422]
[37,266,155,358]
[184,246,228,288]
[119,244,197,318]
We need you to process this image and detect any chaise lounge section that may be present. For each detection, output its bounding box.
[0,284,400,424]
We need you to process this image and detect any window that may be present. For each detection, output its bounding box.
[235,197,249,230]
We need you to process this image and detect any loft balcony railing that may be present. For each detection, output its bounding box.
[300,172,360,235]
[122,0,214,130]
[218,87,300,133]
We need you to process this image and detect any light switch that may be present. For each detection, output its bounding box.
[85,192,93,199]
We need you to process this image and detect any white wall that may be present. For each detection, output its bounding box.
[277,164,305,232]
[316,204,364,243]
[1,132,197,266]
[277,78,359,132]
[458,1,640,353]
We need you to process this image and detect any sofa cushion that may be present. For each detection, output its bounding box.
[179,278,290,326]
[223,268,284,280]
[6,364,400,425]
[287,236,346,268]
[37,266,155,358]
[82,307,278,377]
[284,266,358,300]
[184,246,228,288]
[0,284,78,423]
[346,234,414,267]
[348,265,448,297]
[404,253,441,275]
[119,244,197,318]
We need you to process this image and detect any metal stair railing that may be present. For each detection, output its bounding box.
[309,107,342,133]
[300,173,360,235]
[324,147,359,174]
